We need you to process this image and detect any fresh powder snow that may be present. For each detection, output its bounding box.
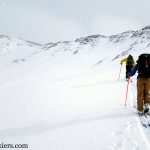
[0,26,150,150]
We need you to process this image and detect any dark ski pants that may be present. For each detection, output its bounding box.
[126,65,133,79]
[137,78,150,111]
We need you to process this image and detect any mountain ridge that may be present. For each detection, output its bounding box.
[0,25,150,69]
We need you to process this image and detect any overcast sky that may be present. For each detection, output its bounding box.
[0,0,150,43]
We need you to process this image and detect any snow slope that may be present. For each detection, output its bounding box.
[0,26,150,150]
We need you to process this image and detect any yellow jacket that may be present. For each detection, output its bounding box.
[120,57,136,66]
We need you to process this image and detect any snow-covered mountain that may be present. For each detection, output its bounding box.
[0,26,150,150]
[0,35,42,60]
[44,25,150,54]
[1,26,150,69]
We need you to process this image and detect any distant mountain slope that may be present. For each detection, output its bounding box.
[43,26,150,59]
[0,26,150,71]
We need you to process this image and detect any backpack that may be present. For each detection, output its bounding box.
[138,53,150,78]
[127,55,133,65]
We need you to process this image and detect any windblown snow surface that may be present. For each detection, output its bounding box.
[0,27,150,150]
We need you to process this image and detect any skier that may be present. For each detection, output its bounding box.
[128,53,150,115]
[120,55,135,80]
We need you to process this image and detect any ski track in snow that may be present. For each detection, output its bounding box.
[130,81,150,149]
[106,80,150,150]
[107,122,140,150]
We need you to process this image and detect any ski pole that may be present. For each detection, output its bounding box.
[118,64,122,80]
[125,77,130,107]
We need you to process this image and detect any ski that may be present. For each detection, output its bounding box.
[146,114,150,126]
[142,108,150,127]
[133,105,150,127]
[138,114,149,128]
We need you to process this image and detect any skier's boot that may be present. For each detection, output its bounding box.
[138,111,144,116]
[144,103,150,114]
